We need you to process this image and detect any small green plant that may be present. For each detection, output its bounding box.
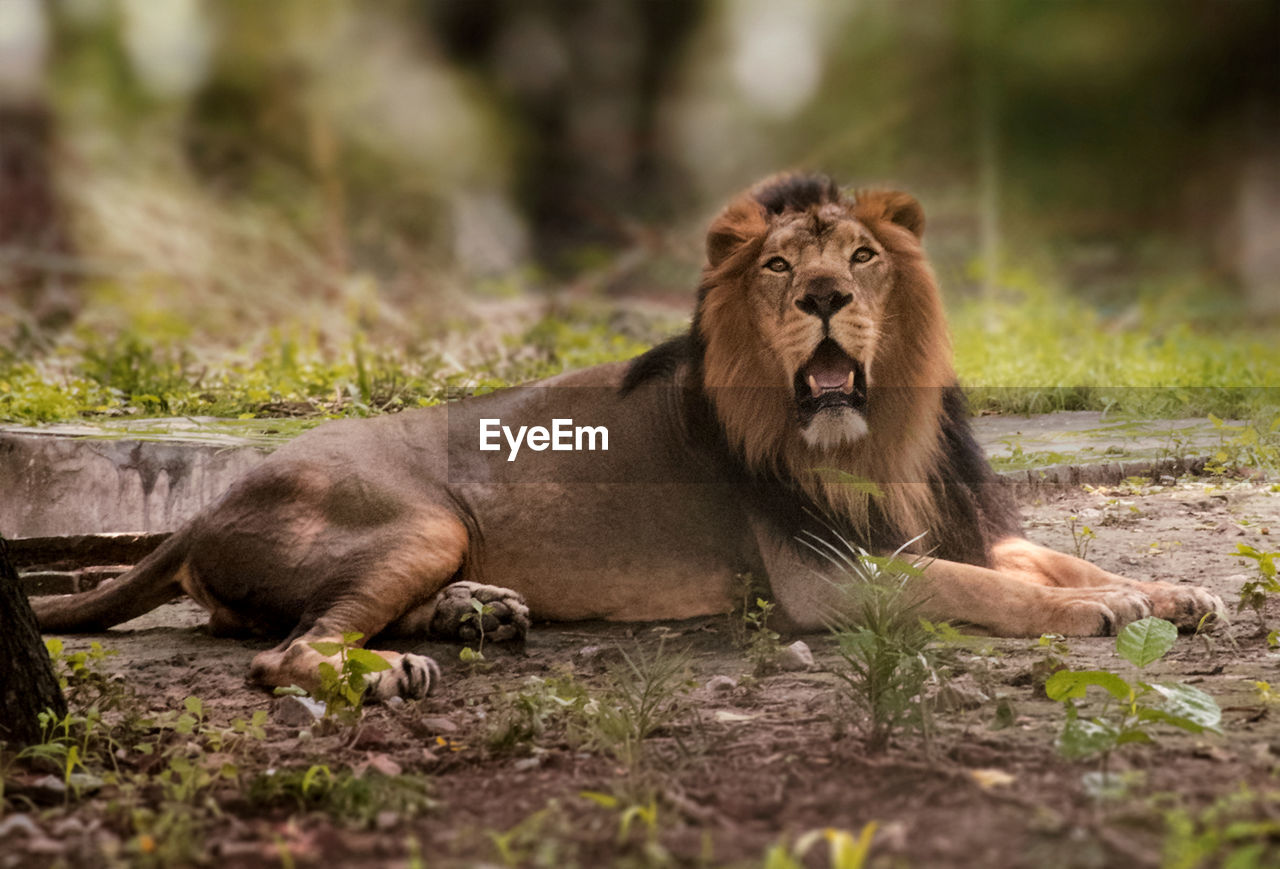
[762,822,878,869]
[807,533,939,752]
[1233,543,1279,632]
[45,638,130,712]
[1033,632,1071,673]
[460,598,496,662]
[590,642,696,766]
[579,791,667,861]
[1158,787,1280,869]
[485,673,594,752]
[484,800,578,867]
[249,764,435,827]
[743,596,783,675]
[486,643,694,765]
[302,632,391,724]
[1204,414,1280,476]
[1067,515,1096,560]
[1047,617,1222,790]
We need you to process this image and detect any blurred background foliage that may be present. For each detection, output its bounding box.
[0,0,1277,422]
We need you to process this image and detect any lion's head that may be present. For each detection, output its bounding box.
[694,173,954,536]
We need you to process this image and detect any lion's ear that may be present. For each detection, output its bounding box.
[857,190,925,239]
[706,196,767,268]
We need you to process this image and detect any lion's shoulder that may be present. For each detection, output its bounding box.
[620,333,697,395]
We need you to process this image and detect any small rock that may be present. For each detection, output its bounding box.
[706,675,738,692]
[26,775,67,802]
[386,696,405,709]
[418,716,459,735]
[352,723,392,749]
[375,811,400,831]
[272,695,325,727]
[47,817,88,838]
[575,644,628,668]
[513,756,543,772]
[932,674,990,711]
[365,753,402,777]
[66,773,104,794]
[778,640,814,671]
[0,814,43,839]
[1159,475,1176,486]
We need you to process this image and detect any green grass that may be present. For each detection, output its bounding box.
[0,308,656,425]
[4,270,1279,426]
[951,275,1280,419]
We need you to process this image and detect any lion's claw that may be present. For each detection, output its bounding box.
[365,653,441,701]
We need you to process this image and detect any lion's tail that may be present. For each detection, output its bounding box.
[32,528,191,632]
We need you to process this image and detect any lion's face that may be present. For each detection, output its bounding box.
[696,174,951,473]
[747,202,892,449]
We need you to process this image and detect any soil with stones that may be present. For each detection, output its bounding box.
[3,477,1279,868]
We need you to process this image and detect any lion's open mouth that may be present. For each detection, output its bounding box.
[793,338,867,422]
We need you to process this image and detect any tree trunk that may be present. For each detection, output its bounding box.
[0,535,66,747]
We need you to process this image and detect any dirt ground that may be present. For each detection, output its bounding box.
[4,477,1280,868]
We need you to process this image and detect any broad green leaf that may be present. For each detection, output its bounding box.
[1045,669,1131,702]
[1056,714,1120,760]
[1147,682,1222,732]
[183,696,203,717]
[346,648,392,672]
[309,641,343,657]
[1116,617,1177,668]
[1114,729,1154,745]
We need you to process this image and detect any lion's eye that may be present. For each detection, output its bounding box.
[763,256,791,273]
[851,247,877,264]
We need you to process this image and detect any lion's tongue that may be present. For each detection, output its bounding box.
[803,343,856,397]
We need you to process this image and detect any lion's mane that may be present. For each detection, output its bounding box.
[695,175,956,540]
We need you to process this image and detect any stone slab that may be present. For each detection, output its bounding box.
[0,425,270,538]
[0,412,1234,541]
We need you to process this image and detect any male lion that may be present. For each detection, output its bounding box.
[34,174,1224,699]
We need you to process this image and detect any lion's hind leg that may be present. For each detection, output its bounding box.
[991,537,1225,631]
[249,509,469,701]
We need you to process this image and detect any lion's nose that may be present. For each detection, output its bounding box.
[796,277,852,321]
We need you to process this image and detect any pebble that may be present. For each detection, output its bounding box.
[25,775,66,802]
[706,675,738,692]
[778,640,814,671]
[0,815,42,839]
[931,674,990,711]
[352,723,392,749]
[418,716,459,735]
[365,754,402,777]
[272,695,325,727]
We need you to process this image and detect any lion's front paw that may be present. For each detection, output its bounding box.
[429,581,531,643]
[1055,587,1153,636]
[365,652,441,701]
[1139,582,1226,632]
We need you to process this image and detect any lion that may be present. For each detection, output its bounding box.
[33,173,1224,700]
